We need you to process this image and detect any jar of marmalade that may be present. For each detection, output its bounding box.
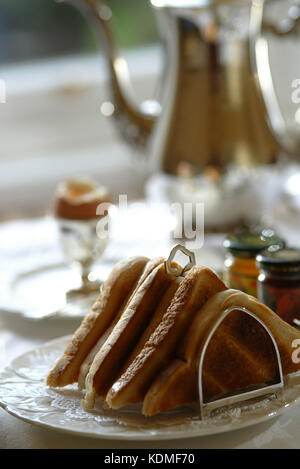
[223,230,285,297]
[256,247,300,327]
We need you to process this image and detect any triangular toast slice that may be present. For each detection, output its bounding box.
[83,261,180,409]
[105,266,227,410]
[47,256,152,387]
[142,289,300,416]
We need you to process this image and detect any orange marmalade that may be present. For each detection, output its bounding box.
[223,230,285,297]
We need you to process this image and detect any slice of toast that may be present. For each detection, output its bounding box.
[47,256,150,387]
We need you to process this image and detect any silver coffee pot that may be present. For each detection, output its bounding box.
[64,0,300,175]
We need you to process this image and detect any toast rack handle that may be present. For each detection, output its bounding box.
[164,244,196,277]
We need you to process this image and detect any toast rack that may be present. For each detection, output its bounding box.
[164,244,285,420]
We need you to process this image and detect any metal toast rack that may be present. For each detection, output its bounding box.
[198,306,284,419]
[164,244,284,420]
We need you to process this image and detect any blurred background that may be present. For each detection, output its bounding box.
[0,0,158,63]
[0,0,300,320]
[0,0,161,220]
[0,0,300,231]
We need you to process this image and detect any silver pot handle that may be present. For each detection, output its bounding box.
[250,0,300,158]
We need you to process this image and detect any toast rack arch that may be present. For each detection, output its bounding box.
[164,244,196,277]
[198,306,284,419]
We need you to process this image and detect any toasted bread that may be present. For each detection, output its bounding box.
[47,253,300,418]
[142,289,300,416]
[83,261,178,409]
[106,266,227,409]
[47,256,149,387]
[77,257,164,389]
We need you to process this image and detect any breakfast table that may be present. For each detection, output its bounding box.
[0,209,300,450]
[1,0,300,447]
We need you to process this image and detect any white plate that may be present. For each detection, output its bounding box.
[0,217,116,321]
[0,261,114,321]
[0,336,300,441]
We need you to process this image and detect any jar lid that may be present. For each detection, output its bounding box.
[224,230,285,258]
[256,247,300,270]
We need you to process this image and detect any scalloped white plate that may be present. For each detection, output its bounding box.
[0,336,300,441]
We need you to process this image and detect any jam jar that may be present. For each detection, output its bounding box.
[223,230,285,297]
[256,247,300,327]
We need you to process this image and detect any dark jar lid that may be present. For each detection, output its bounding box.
[256,247,300,273]
[223,230,286,259]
